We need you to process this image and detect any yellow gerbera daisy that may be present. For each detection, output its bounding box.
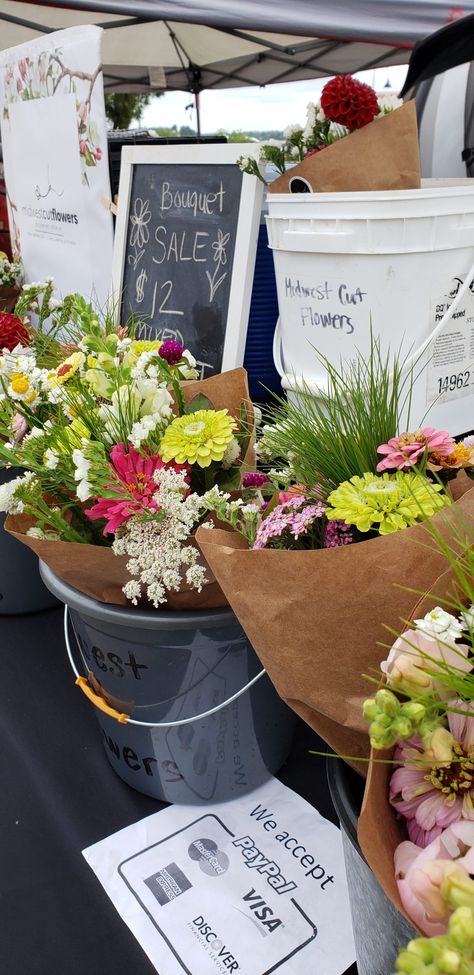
[159,409,236,468]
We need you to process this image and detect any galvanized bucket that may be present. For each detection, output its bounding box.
[40,561,296,804]
[0,468,57,614]
[327,759,417,975]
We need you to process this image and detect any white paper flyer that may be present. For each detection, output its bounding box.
[83,776,356,975]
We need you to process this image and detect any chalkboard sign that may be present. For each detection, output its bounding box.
[112,144,263,377]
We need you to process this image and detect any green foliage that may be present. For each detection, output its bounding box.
[105,93,152,130]
[260,335,416,499]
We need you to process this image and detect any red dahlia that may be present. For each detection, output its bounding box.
[320,75,379,131]
[0,311,30,351]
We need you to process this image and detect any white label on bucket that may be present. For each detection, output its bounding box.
[82,776,355,975]
[426,276,474,407]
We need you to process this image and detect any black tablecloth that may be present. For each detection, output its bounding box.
[0,604,357,974]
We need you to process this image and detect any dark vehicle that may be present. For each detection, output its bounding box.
[0,166,11,258]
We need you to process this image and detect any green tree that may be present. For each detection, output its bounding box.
[105,93,152,130]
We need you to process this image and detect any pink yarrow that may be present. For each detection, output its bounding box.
[252,496,326,550]
[85,442,189,534]
[376,427,455,472]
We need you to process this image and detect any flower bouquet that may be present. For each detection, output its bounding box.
[0,281,253,609]
[238,74,420,193]
[357,521,474,973]
[0,255,22,312]
[196,340,474,763]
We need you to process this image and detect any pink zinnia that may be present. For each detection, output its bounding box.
[85,442,188,534]
[390,703,474,848]
[376,427,455,472]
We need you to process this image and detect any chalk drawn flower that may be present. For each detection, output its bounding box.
[130,198,151,248]
[212,229,230,266]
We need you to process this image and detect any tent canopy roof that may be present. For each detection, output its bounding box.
[0,0,472,92]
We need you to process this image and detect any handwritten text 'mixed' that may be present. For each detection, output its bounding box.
[161,181,226,218]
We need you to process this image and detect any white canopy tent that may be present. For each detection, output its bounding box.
[1,0,472,98]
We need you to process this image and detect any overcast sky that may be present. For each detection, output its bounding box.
[139,65,409,133]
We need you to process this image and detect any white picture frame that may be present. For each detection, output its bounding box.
[111,142,264,375]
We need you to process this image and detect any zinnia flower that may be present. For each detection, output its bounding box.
[85,442,188,534]
[376,428,455,472]
[48,351,84,387]
[320,74,379,130]
[428,442,474,473]
[159,409,236,468]
[395,820,474,935]
[326,471,449,535]
[390,704,474,848]
[0,311,29,351]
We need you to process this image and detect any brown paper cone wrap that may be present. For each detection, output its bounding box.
[358,559,469,925]
[5,368,254,610]
[269,101,420,194]
[197,474,474,767]
[0,284,20,313]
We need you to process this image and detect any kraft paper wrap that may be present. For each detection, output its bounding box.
[5,368,254,610]
[197,474,474,767]
[269,101,420,194]
[0,284,20,313]
[358,561,466,925]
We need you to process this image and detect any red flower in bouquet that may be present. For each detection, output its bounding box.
[0,311,30,351]
[320,75,379,130]
[85,442,189,535]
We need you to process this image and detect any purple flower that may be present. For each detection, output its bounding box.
[242,472,270,488]
[252,496,326,550]
[159,340,184,366]
[324,519,354,548]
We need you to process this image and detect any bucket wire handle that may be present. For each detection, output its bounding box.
[64,606,267,728]
[273,255,474,387]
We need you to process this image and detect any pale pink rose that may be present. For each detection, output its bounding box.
[381,628,471,699]
[395,820,474,934]
[18,59,28,80]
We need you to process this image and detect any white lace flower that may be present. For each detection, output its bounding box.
[377,93,403,114]
[128,414,158,448]
[284,123,303,139]
[44,448,59,470]
[222,437,241,469]
[461,605,474,630]
[414,607,466,642]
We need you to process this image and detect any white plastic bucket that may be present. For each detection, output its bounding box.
[267,179,474,433]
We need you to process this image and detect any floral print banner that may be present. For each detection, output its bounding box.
[0,25,113,306]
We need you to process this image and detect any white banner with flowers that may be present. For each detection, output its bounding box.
[0,25,113,307]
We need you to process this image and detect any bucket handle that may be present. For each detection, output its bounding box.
[64,607,267,728]
[272,253,474,387]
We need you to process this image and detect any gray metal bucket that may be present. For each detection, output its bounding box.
[327,759,417,975]
[39,561,296,804]
[0,469,58,615]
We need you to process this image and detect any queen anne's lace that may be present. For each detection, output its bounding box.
[113,468,207,607]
